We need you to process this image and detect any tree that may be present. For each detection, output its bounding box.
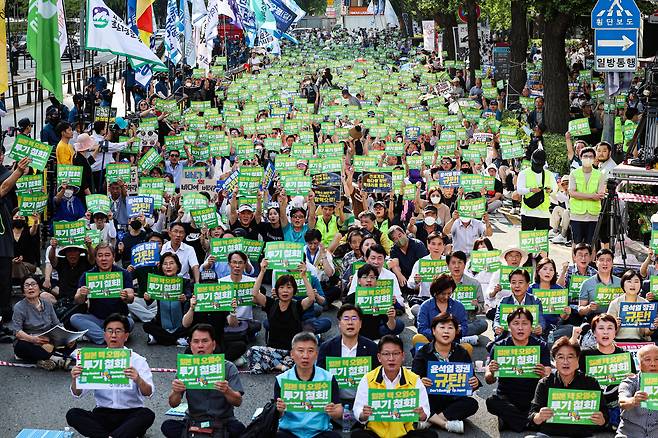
[465,0,480,86]
[508,0,527,104]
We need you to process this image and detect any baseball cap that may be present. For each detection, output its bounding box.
[237,204,254,213]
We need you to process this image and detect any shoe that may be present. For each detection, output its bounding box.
[416,420,431,430]
[548,229,558,238]
[446,420,464,434]
[36,359,57,371]
[461,335,479,345]
[233,356,247,368]
[551,234,567,244]
[51,355,67,369]
[176,337,189,347]
[146,334,156,345]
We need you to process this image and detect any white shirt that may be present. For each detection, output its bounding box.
[161,241,199,280]
[90,133,129,172]
[353,367,430,424]
[89,220,117,244]
[71,349,153,409]
[341,339,358,358]
[218,274,254,320]
[407,254,444,298]
[348,267,404,306]
[484,269,512,311]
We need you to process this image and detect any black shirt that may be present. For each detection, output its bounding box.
[263,296,304,350]
[230,217,260,241]
[390,237,429,278]
[120,230,147,265]
[579,346,637,406]
[257,221,284,243]
[56,256,92,299]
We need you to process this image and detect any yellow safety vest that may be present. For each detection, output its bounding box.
[570,167,602,216]
[318,215,339,247]
[522,169,551,212]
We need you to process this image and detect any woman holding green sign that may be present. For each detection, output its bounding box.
[607,270,658,342]
[528,258,574,344]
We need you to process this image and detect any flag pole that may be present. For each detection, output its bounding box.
[60,0,77,95]
[5,11,17,129]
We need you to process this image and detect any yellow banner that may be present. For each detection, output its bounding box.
[0,0,8,95]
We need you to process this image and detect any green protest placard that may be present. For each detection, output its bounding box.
[18,192,48,216]
[533,288,568,314]
[493,345,541,378]
[585,352,633,386]
[520,229,549,253]
[182,193,208,211]
[499,265,535,290]
[264,241,304,270]
[281,379,332,412]
[569,275,589,301]
[273,270,308,297]
[57,165,83,188]
[460,174,483,193]
[86,194,112,215]
[369,388,419,422]
[281,174,312,197]
[10,135,53,171]
[138,188,163,210]
[594,284,623,306]
[54,220,87,248]
[176,354,225,389]
[651,229,658,251]
[454,284,478,310]
[418,259,448,282]
[155,99,179,114]
[498,304,540,329]
[470,250,501,273]
[106,163,132,184]
[640,373,658,410]
[241,239,264,262]
[16,174,43,194]
[139,177,165,191]
[326,356,371,389]
[86,229,102,247]
[501,140,525,160]
[146,274,183,301]
[194,283,234,312]
[238,167,263,194]
[547,389,600,425]
[233,281,255,306]
[86,271,124,299]
[457,197,486,219]
[165,135,186,152]
[568,118,592,137]
[77,348,131,389]
[191,207,219,229]
[138,147,163,173]
[355,280,393,315]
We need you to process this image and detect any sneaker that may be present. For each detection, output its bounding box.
[416,420,431,430]
[51,355,67,369]
[233,356,247,368]
[146,334,156,345]
[36,359,57,371]
[176,337,189,347]
[446,420,464,434]
[548,229,558,239]
[461,335,479,345]
[551,234,567,244]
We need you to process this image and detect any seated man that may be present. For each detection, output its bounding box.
[70,243,135,344]
[162,323,245,438]
[617,344,658,437]
[67,314,155,438]
[275,331,343,438]
[352,335,432,438]
[317,304,379,404]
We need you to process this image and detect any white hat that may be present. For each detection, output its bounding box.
[500,246,529,266]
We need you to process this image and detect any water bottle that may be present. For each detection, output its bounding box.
[63,426,74,438]
[342,404,354,433]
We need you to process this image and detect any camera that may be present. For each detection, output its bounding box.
[99,141,110,153]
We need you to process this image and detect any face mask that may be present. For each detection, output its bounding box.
[430,196,441,204]
[396,235,409,247]
[12,219,26,229]
[581,157,594,167]
[63,189,73,198]
[130,220,142,230]
[424,216,436,226]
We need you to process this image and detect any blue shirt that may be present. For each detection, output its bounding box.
[165,160,187,188]
[528,283,567,328]
[494,292,546,330]
[88,75,108,92]
[417,297,468,342]
[40,122,59,147]
[283,223,308,243]
[578,274,621,314]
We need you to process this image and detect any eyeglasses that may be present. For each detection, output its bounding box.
[104,328,126,334]
[341,316,359,321]
[170,154,180,158]
[24,281,39,288]
[230,260,245,265]
[380,351,402,358]
[292,215,305,219]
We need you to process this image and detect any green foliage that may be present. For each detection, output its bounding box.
[297,0,329,15]
[543,132,569,177]
[481,0,511,30]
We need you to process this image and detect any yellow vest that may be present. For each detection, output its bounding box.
[363,366,420,438]
[570,167,602,216]
[522,169,551,212]
[317,215,339,247]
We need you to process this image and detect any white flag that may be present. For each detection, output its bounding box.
[86,0,165,67]
[217,0,235,21]
[195,19,210,69]
[57,0,68,57]
[205,0,219,64]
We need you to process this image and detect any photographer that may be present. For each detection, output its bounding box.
[90,121,133,192]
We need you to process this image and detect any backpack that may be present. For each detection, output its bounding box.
[241,400,280,438]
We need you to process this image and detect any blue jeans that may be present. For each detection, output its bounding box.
[70,313,135,344]
[570,220,596,245]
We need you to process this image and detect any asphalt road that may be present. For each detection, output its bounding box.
[0,214,617,437]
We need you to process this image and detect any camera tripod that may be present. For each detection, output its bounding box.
[593,180,627,267]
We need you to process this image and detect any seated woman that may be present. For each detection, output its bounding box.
[575,313,636,428]
[142,252,192,346]
[527,336,608,437]
[607,270,658,342]
[246,259,316,374]
[529,258,574,344]
[412,313,480,434]
[10,275,75,370]
[344,263,404,340]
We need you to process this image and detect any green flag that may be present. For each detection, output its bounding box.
[27,0,63,101]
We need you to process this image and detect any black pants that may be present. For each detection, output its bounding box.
[66,406,155,438]
[14,340,53,362]
[278,431,341,438]
[521,215,550,231]
[486,393,531,433]
[143,321,187,346]
[429,395,479,421]
[161,417,245,438]
[0,256,12,326]
[351,429,436,438]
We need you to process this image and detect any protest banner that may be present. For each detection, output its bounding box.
[241,239,264,262]
[264,241,304,270]
[493,345,541,378]
[356,280,393,315]
[498,304,540,330]
[130,242,160,268]
[454,284,478,310]
[568,118,592,137]
[86,229,102,247]
[326,356,371,389]
[191,207,219,229]
[273,270,308,297]
[437,170,461,188]
[470,250,501,273]
[10,135,53,171]
[519,229,549,253]
[533,289,568,314]
[457,197,486,219]
[86,194,112,215]
[546,389,600,424]
[209,237,244,259]
[106,163,132,184]
[418,259,449,282]
[176,354,225,389]
[194,283,234,312]
[460,174,484,193]
[56,165,83,188]
[86,271,123,299]
[77,348,131,389]
[594,285,623,307]
[16,174,43,195]
[362,172,393,193]
[281,379,332,412]
[182,193,209,211]
[281,174,312,197]
[54,220,87,248]
[18,192,48,216]
[499,266,534,290]
[126,195,155,218]
[426,362,473,396]
[368,388,419,422]
[619,302,658,328]
[147,274,183,301]
[569,275,589,301]
[585,352,633,386]
[312,186,341,206]
[138,147,163,173]
[233,281,255,306]
[501,140,525,159]
[640,373,658,410]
